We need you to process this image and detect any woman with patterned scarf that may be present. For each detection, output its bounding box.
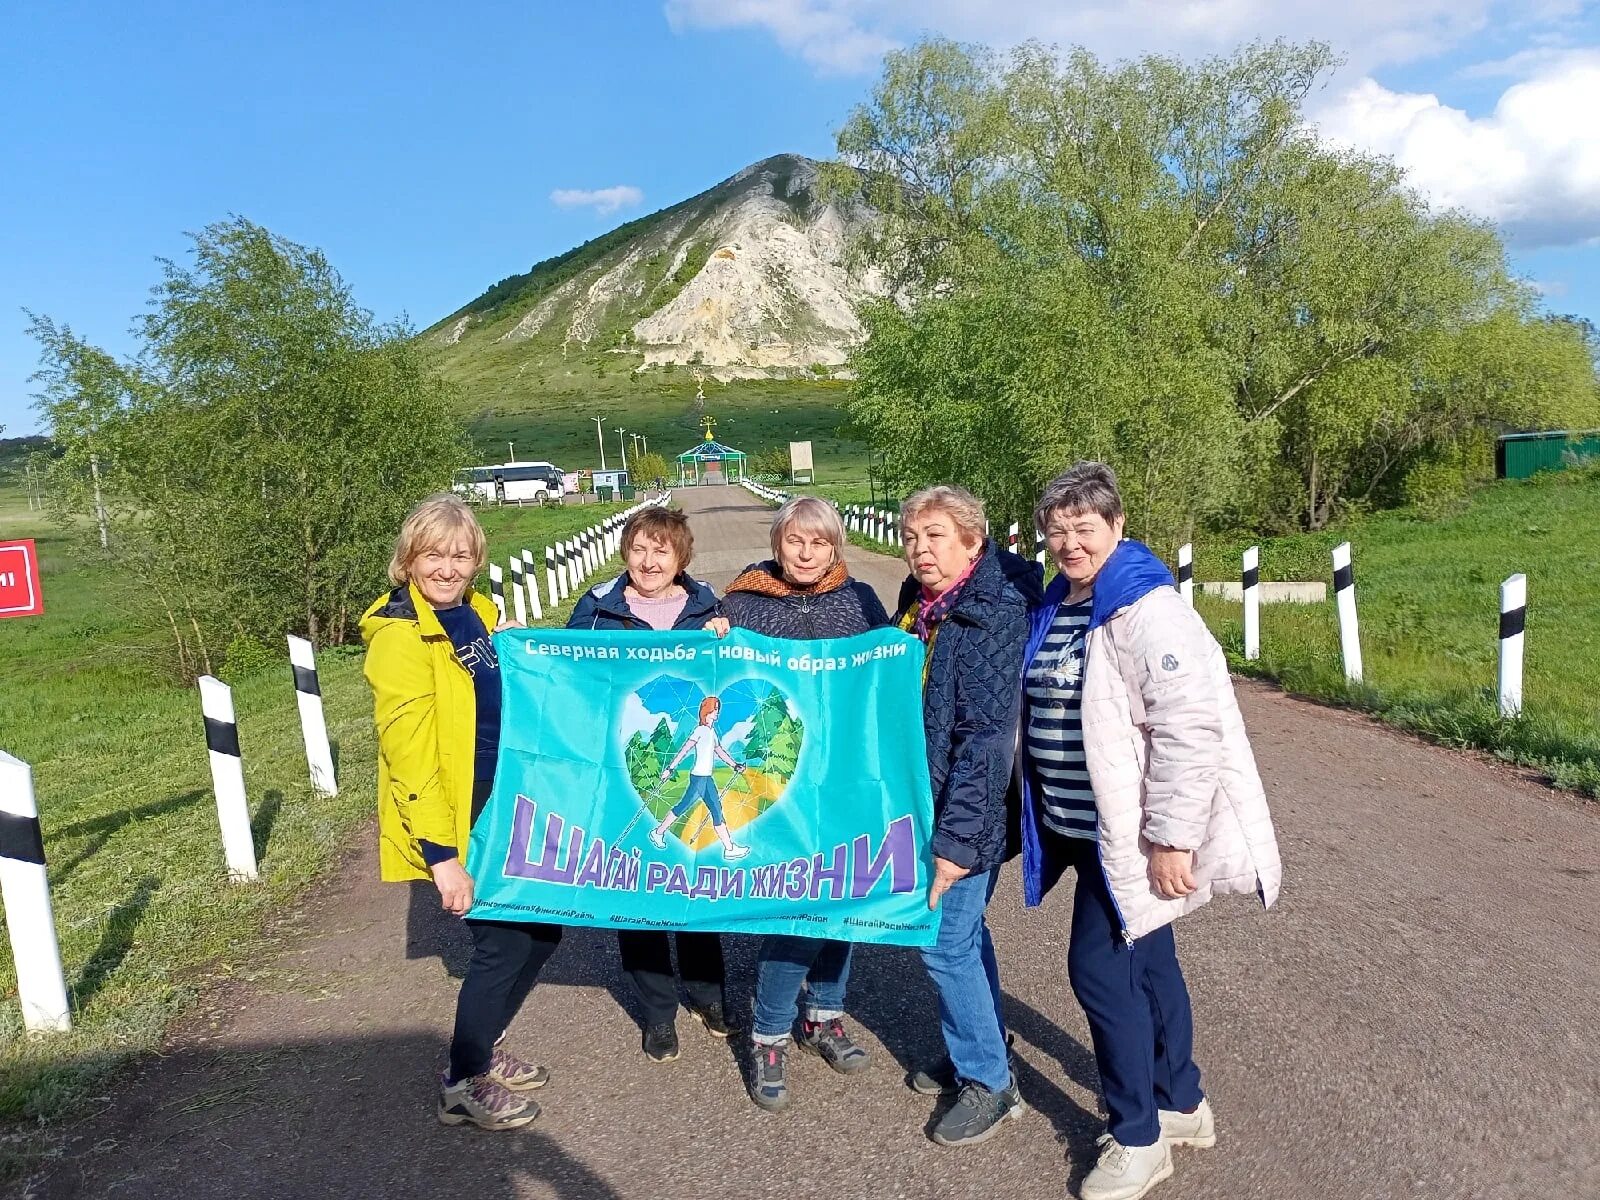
[716,495,890,1112]
[894,484,1042,1148]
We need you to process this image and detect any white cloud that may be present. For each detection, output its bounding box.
[549,185,645,215]
[663,0,1556,77]
[1311,50,1600,247]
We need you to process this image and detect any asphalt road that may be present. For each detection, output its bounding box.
[31,485,1600,1200]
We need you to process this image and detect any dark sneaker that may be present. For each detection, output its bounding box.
[687,1002,731,1039]
[929,1077,1025,1147]
[643,1021,681,1062]
[487,1045,549,1092]
[910,1056,958,1096]
[796,1018,871,1075]
[438,1072,538,1130]
[749,1041,791,1112]
[910,1033,1016,1096]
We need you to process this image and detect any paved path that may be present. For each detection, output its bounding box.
[33,486,1600,1199]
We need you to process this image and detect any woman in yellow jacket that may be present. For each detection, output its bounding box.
[361,493,561,1131]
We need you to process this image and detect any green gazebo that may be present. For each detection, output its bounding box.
[675,416,747,486]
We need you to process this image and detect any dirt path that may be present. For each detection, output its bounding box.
[30,486,1599,1199]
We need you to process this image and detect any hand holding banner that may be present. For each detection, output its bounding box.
[466,627,939,946]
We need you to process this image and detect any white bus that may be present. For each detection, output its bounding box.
[455,462,566,505]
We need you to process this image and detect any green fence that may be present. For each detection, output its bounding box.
[1496,430,1600,480]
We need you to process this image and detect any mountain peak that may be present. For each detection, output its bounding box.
[429,154,882,377]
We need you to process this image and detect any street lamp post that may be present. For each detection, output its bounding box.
[615,428,628,472]
[507,441,516,463]
[591,417,606,470]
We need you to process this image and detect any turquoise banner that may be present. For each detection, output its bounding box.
[465,627,939,947]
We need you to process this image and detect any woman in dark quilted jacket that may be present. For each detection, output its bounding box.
[719,496,890,1113]
[894,484,1042,1149]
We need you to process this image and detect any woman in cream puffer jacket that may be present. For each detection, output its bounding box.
[1016,462,1281,1200]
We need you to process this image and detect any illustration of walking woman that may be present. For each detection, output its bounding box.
[651,695,750,860]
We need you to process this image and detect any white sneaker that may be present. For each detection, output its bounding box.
[1159,1098,1215,1148]
[1078,1135,1173,1200]
[723,842,749,860]
[649,827,667,849]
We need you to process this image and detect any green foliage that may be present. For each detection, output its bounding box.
[632,451,671,485]
[28,218,468,676]
[219,633,279,682]
[832,39,1600,540]
[750,446,792,478]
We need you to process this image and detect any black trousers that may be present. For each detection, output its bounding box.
[450,918,563,1081]
[448,779,564,1081]
[616,929,725,1025]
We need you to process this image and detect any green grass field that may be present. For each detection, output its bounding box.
[1181,468,1600,796]
[0,483,632,1180]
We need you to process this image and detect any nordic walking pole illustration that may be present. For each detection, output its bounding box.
[648,695,749,860]
[614,777,670,846]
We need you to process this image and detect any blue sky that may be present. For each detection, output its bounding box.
[4,0,1598,435]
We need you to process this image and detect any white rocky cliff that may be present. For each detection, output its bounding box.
[432,155,885,377]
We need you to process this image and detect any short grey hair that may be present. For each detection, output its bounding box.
[1035,462,1124,534]
[770,495,845,560]
[902,484,986,546]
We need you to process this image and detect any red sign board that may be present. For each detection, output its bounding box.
[0,540,44,618]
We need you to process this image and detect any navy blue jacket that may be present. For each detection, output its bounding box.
[566,571,721,631]
[896,541,1044,874]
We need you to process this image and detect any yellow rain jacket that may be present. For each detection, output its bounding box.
[359,581,500,882]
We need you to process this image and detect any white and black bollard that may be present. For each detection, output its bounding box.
[586,527,599,575]
[286,636,338,796]
[1331,542,1363,684]
[565,538,579,593]
[522,549,543,621]
[508,555,529,625]
[546,546,559,609]
[1498,574,1527,718]
[1178,543,1193,607]
[1034,529,1046,569]
[1242,546,1260,661]
[197,676,259,882]
[1008,522,1019,555]
[488,563,507,624]
[557,542,571,601]
[0,750,72,1032]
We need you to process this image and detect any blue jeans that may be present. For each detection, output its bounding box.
[1059,834,1203,1147]
[750,936,853,1045]
[919,867,1010,1092]
[671,773,725,825]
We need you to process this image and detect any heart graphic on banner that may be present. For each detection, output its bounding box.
[619,674,804,850]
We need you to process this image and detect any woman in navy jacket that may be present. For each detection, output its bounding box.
[894,484,1042,1149]
[567,506,726,1064]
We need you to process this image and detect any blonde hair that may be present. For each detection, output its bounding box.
[769,496,846,562]
[901,484,986,547]
[388,493,488,585]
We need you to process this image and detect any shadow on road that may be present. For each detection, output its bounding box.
[34,1033,623,1200]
